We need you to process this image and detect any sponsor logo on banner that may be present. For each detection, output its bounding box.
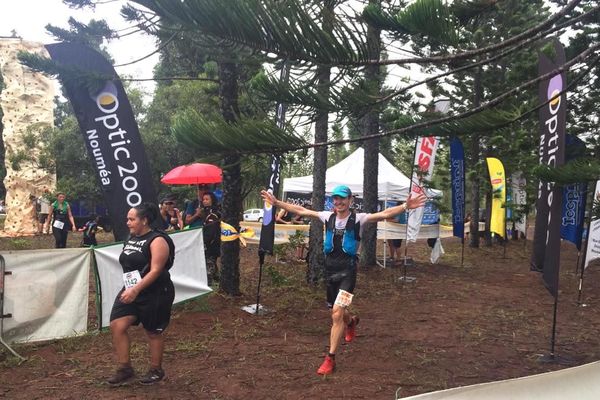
[560,135,587,250]
[407,136,438,242]
[450,137,465,239]
[486,158,506,238]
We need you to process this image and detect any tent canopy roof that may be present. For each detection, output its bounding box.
[283,147,441,201]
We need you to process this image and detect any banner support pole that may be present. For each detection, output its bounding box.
[400,137,419,283]
[577,234,588,305]
[537,293,561,363]
[0,255,25,361]
[550,294,559,356]
[461,236,465,266]
[576,181,595,305]
[254,251,266,315]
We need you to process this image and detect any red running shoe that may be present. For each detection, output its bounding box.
[345,316,360,343]
[317,355,336,375]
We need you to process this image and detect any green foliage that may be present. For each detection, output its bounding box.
[533,158,600,186]
[364,0,460,47]
[45,16,115,60]
[288,230,306,250]
[9,238,29,250]
[265,264,289,287]
[6,123,54,172]
[171,110,306,153]
[18,52,108,96]
[131,0,370,64]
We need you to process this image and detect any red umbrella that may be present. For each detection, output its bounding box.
[161,163,222,185]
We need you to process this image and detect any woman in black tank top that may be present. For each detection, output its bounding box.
[107,202,175,386]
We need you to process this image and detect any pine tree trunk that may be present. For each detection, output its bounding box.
[218,61,241,296]
[484,145,493,247]
[306,2,334,284]
[469,134,480,248]
[469,66,483,248]
[484,190,493,246]
[360,0,381,267]
[0,71,5,199]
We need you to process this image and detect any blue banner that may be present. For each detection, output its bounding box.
[560,135,587,250]
[561,183,586,250]
[389,201,438,224]
[450,137,465,238]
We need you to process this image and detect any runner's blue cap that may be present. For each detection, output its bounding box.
[332,185,352,198]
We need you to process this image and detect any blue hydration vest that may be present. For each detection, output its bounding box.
[324,212,361,257]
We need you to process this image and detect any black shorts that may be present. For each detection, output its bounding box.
[110,280,175,333]
[38,213,48,224]
[325,268,357,309]
[389,239,402,248]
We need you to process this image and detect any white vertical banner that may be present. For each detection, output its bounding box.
[94,228,211,328]
[585,181,600,270]
[511,171,527,235]
[407,136,438,242]
[2,248,91,343]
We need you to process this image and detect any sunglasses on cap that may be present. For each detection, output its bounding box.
[164,201,175,205]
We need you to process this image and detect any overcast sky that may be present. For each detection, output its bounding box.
[0,0,159,93]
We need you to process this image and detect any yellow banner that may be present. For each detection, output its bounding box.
[486,157,506,238]
[221,222,255,247]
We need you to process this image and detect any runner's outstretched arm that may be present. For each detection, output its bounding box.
[365,193,427,223]
[260,190,321,219]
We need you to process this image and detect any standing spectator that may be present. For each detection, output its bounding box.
[37,189,51,235]
[50,192,76,248]
[184,186,207,229]
[79,214,100,247]
[200,191,221,285]
[386,202,405,263]
[386,236,402,264]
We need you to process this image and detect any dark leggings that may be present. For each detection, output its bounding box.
[53,227,69,248]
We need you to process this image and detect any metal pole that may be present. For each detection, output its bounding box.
[0,255,25,360]
[255,251,266,315]
[460,236,465,266]
[577,181,595,304]
[401,137,418,277]
[383,194,388,268]
[577,223,590,305]
[550,293,559,357]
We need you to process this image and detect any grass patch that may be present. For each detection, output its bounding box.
[178,295,212,313]
[9,238,30,250]
[0,353,44,368]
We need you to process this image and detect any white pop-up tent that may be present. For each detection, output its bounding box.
[283,147,439,201]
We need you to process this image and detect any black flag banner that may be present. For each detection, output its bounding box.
[531,38,567,297]
[46,43,157,241]
[258,62,291,256]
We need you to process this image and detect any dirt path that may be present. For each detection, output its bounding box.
[2,237,600,399]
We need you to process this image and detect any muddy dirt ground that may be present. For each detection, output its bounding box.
[1,232,600,399]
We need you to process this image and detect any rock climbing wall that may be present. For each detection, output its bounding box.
[0,39,56,236]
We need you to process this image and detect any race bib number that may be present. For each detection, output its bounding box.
[52,220,65,230]
[334,289,353,307]
[123,270,142,289]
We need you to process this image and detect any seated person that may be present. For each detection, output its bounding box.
[160,196,183,231]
